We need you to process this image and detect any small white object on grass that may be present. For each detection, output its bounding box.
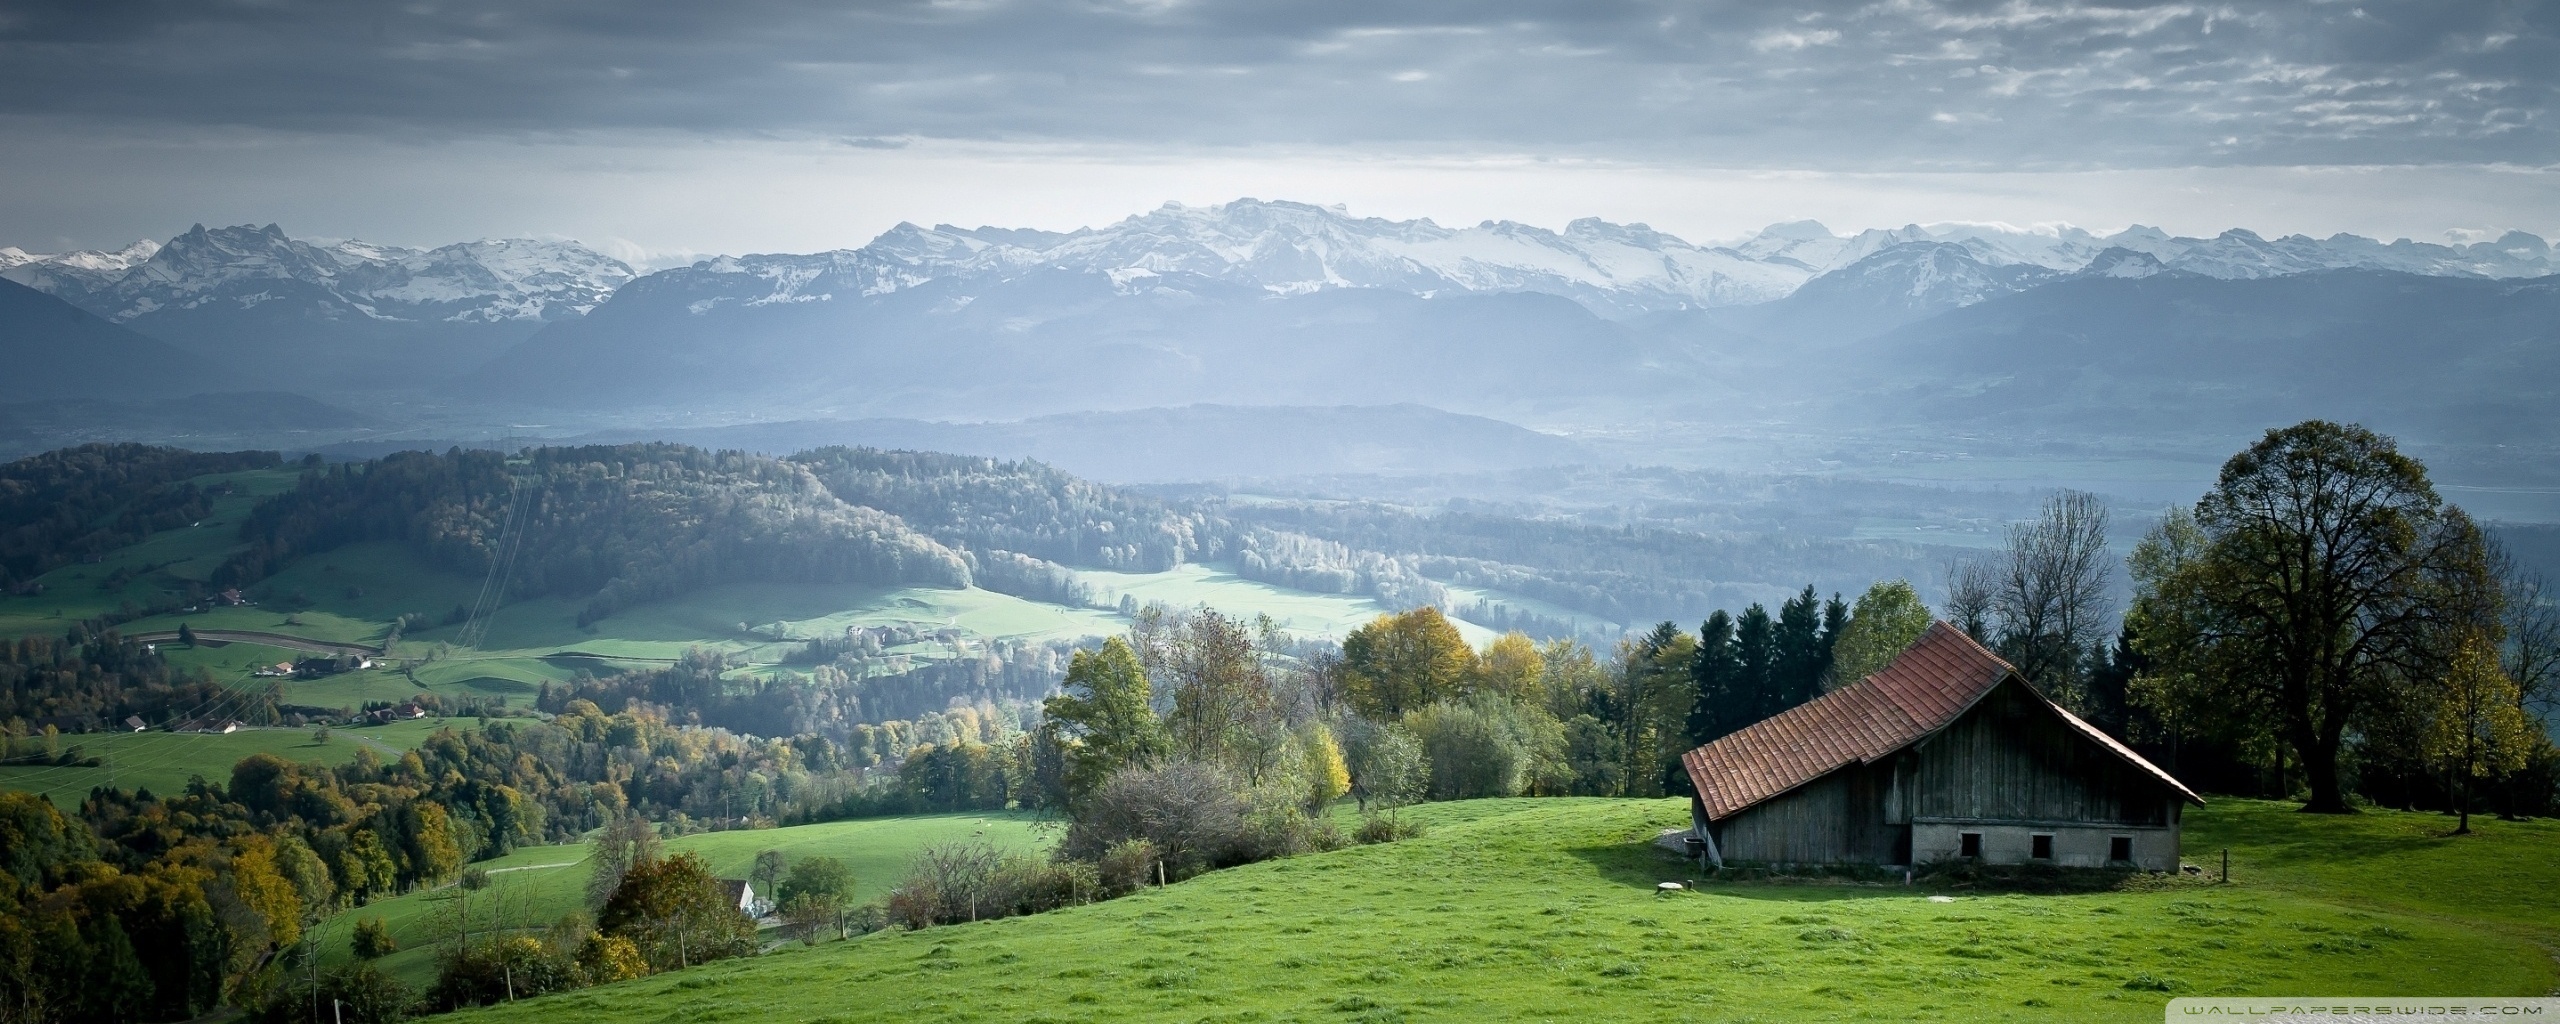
[1657,882,1684,892]
[1927,895,1956,903]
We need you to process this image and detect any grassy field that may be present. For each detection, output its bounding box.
[0,467,301,636]
[1079,563,1494,643]
[0,717,456,808]
[323,811,1052,989]
[433,797,2554,1024]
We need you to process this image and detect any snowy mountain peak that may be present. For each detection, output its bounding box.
[2,224,634,324]
[2079,247,2168,279]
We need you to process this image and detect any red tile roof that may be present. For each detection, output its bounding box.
[1680,621,2199,820]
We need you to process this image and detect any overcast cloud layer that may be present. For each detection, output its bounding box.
[3,0,2556,252]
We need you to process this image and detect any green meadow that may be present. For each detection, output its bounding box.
[435,798,2554,1024]
[1078,563,1496,644]
[320,811,1052,989]
[0,717,455,808]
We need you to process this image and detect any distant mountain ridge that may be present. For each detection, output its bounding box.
[8,202,2551,337]
[2,225,637,388]
[1,224,633,325]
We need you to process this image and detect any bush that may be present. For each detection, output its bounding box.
[576,935,648,984]
[259,963,413,1024]
[1405,693,1556,800]
[1059,758,1247,878]
[427,936,579,1011]
[991,857,1102,916]
[1096,838,1161,895]
[1237,796,1347,861]
[1356,814,1426,845]
[351,916,396,960]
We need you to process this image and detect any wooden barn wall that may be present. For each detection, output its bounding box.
[1719,763,1902,864]
[1906,681,2171,826]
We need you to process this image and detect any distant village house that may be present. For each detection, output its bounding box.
[1680,622,2200,872]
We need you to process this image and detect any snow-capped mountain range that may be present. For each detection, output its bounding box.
[0,224,634,325]
[6,200,2555,334]
[567,199,2560,324]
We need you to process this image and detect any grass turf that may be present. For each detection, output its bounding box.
[431,797,2554,1024]
[321,811,1052,989]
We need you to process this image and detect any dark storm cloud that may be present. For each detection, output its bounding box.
[2,0,2555,168]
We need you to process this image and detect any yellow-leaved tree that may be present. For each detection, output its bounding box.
[1339,606,1477,719]
[1476,631,1547,706]
[1304,723,1352,808]
[2427,633,2533,835]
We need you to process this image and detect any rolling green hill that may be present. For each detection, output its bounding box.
[0,716,455,808]
[321,811,1051,989]
[431,798,2555,1024]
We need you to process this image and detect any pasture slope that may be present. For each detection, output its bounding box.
[437,798,2556,1024]
[320,811,1051,989]
[0,717,453,809]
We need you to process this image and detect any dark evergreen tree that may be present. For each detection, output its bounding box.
[2083,621,2145,738]
[1734,603,1776,724]
[1773,586,1826,710]
[1818,592,1847,689]
[1687,610,1741,747]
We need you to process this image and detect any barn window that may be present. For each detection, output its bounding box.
[1959,832,1982,858]
[2109,836,2134,862]
[2030,834,2054,860]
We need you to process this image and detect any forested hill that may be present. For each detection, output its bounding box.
[219,445,971,625]
[1,443,279,590]
[791,447,1223,572]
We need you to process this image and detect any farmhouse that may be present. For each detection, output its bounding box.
[1680,621,2200,871]
[718,878,770,919]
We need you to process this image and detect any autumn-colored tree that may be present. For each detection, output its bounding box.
[1302,723,1351,808]
[596,852,753,971]
[1340,607,1477,719]
[2427,634,2535,834]
[352,916,398,960]
[1475,631,1546,706]
[225,834,305,949]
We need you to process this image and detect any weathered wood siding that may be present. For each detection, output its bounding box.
[1717,762,1906,865]
[1904,680,2172,827]
[1713,677,2181,865]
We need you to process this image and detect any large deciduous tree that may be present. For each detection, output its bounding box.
[2132,421,2499,813]
[1041,637,1168,805]
[1338,606,1477,720]
[1829,580,1934,690]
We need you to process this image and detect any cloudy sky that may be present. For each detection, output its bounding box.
[2,0,2554,259]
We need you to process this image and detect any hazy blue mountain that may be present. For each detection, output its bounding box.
[468,267,1670,419]
[1716,242,2066,344]
[1835,269,2560,445]
[557,403,1591,483]
[0,278,223,400]
[2,224,633,387]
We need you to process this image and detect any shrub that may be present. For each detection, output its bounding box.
[1096,838,1162,895]
[1237,796,1346,861]
[576,935,648,984]
[1356,814,1426,845]
[992,857,1101,916]
[428,936,578,1010]
[595,852,755,971]
[351,916,397,960]
[1059,758,1246,877]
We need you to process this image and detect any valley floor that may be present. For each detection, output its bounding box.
[435,798,2557,1024]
